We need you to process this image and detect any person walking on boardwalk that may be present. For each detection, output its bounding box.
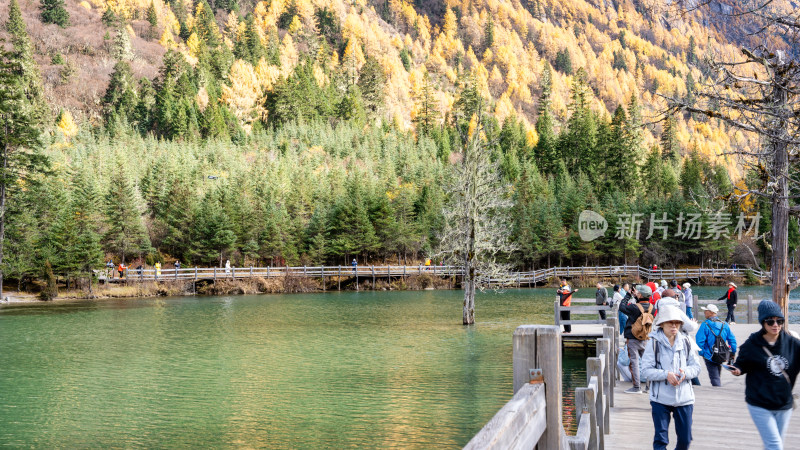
[620,284,655,394]
[225,259,231,277]
[612,284,626,333]
[670,280,686,313]
[657,280,667,295]
[682,283,694,320]
[351,258,357,272]
[154,261,161,278]
[641,305,701,450]
[595,282,608,320]
[718,281,738,323]
[557,279,575,333]
[695,304,737,387]
[117,262,126,279]
[730,300,800,450]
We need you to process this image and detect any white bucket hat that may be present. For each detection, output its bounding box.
[682,282,691,288]
[700,304,719,314]
[654,305,689,327]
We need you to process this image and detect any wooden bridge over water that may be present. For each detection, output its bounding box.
[467,307,800,449]
[105,264,796,287]
[466,321,800,449]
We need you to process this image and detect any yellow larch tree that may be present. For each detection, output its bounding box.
[221,60,263,132]
[57,110,78,139]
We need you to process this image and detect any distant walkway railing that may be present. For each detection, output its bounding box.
[562,296,800,324]
[465,322,618,449]
[104,264,789,286]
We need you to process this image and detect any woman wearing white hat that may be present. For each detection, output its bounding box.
[717,281,738,323]
[641,305,701,450]
[682,283,694,319]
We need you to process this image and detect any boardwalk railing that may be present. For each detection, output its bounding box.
[104,264,793,286]
[693,295,800,323]
[465,322,617,450]
[555,298,613,327]
[556,295,800,325]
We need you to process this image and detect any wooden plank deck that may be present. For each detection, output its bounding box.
[605,323,800,449]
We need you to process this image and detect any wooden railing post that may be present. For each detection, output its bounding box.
[554,299,561,327]
[600,330,615,408]
[747,294,753,324]
[513,325,562,450]
[585,383,599,449]
[595,340,611,435]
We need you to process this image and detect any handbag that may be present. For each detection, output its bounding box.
[762,346,799,410]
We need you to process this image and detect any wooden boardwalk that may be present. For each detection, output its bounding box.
[606,323,800,449]
[106,264,797,286]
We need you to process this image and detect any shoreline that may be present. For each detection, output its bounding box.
[1,272,762,304]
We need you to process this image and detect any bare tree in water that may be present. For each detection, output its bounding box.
[438,113,515,325]
[655,0,800,320]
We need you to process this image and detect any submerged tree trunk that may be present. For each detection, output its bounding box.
[0,143,6,301]
[463,224,476,325]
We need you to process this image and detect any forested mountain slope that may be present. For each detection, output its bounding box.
[0,0,783,284]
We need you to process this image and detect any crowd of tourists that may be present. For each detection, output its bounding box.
[559,279,799,449]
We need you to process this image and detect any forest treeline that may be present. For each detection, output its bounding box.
[1,0,794,289]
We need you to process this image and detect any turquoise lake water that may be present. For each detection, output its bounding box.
[0,285,794,448]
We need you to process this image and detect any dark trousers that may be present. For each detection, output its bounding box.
[704,359,722,387]
[725,304,736,322]
[561,310,571,332]
[598,308,607,320]
[651,401,693,450]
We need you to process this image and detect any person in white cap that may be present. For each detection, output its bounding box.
[682,283,694,319]
[696,304,737,387]
[657,280,667,295]
[717,281,738,323]
[641,305,700,450]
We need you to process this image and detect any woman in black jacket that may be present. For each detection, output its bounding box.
[731,300,800,450]
[718,281,738,323]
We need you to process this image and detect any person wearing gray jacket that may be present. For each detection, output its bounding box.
[641,305,701,450]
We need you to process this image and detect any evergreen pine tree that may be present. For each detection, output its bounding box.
[554,48,573,75]
[104,163,152,263]
[483,16,494,50]
[357,56,386,115]
[685,72,696,106]
[0,44,47,299]
[40,0,69,27]
[6,0,47,122]
[146,1,158,28]
[413,72,439,136]
[191,189,236,265]
[605,105,637,193]
[104,61,138,122]
[535,62,558,173]
[67,170,104,287]
[661,114,679,161]
[559,68,597,177]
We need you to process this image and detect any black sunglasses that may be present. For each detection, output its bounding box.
[764,319,785,326]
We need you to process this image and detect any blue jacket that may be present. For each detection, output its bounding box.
[642,328,701,406]
[696,318,737,361]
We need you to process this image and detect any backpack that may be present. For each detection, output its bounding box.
[708,321,732,364]
[632,303,654,340]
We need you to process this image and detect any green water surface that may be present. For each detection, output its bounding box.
[1,289,589,448]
